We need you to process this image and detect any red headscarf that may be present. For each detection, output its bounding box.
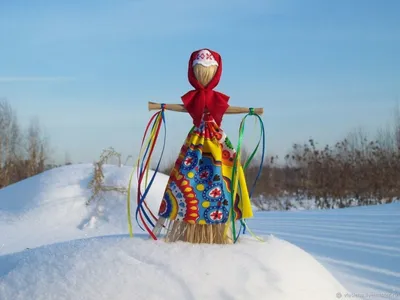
[181,48,230,127]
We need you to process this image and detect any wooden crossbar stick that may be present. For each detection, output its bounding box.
[148,101,263,115]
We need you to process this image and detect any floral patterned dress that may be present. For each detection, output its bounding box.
[157,112,253,225]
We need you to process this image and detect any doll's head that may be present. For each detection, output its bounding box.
[182,48,230,126]
[188,49,222,89]
[193,64,217,87]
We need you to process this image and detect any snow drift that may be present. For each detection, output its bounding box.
[1,164,397,299]
[0,235,346,300]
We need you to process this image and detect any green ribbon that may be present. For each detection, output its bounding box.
[230,107,265,242]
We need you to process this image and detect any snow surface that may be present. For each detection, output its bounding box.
[0,235,347,300]
[248,205,400,296]
[0,164,399,299]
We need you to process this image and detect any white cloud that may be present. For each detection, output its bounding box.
[0,77,75,82]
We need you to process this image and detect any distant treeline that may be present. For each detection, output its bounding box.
[2,99,400,210]
[244,136,400,209]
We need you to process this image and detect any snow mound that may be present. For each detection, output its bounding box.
[0,163,167,214]
[0,164,168,255]
[0,235,346,300]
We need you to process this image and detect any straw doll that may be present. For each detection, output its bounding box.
[152,49,254,244]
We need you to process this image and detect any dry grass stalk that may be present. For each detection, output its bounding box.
[86,147,127,205]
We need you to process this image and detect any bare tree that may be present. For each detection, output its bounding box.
[25,117,50,176]
[0,99,53,189]
[375,125,395,152]
[0,99,22,187]
[346,126,369,154]
[394,102,400,150]
[65,151,72,165]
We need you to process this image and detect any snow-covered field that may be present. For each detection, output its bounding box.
[0,164,399,299]
[248,205,400,296]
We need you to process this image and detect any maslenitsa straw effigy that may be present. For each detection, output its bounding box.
[127,48,266,245]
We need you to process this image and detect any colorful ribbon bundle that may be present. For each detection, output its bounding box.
[127,104,167,239]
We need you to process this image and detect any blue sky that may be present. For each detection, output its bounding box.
[0,0,399,165]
